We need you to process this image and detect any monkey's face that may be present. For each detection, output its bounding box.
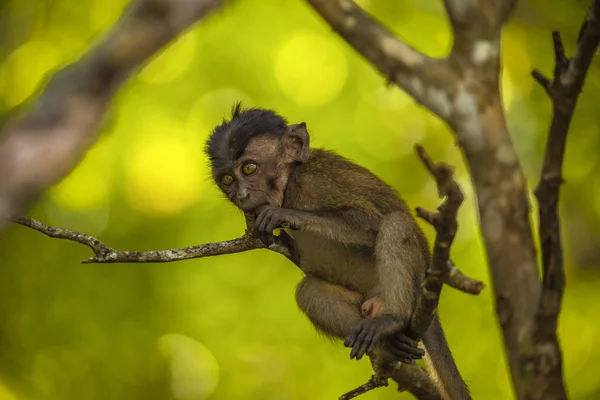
[212,135,294,213]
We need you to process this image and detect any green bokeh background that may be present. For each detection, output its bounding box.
[1,0,599,399]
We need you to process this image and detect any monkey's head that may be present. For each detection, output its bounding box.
[205,103,310,213]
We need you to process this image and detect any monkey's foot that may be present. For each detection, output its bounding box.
[338,375,388,400]
[384,332,425,364]
[344,316,424,361]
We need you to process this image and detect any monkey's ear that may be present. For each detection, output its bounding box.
[284,122,310,163]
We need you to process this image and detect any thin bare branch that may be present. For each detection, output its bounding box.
[528,1,600,397]
[339,375,387,400]
[0,0,227,233]
[445,261,485,294]
[532,69,552,95]
[342,361,442,400]
[9,216,292,263]
[534,0,600,327]
[410,145,484,336]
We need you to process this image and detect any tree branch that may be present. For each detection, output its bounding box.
[9,216,292,263]
[529,0,600,395]
[0,0,227,233]
[410,145,484,337]
[304,0,457,121]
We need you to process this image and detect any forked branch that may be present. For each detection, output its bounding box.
[410,145,484,336]
[528,1,600,395]
[0,0,227,232]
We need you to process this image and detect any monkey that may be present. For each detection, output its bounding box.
[205,104,471,400]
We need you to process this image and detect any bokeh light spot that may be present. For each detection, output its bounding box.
[158,334,219,400]
[275,32,348,107]
[125,136,205,216]
[353,94,426,161]
[140,30,198,85]
[4,41,59,107]
[50,138,115,211]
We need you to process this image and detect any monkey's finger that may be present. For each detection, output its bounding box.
[349,332,367,358]
[355,337,374,360]
[263,215,274,233]
[344,331,358,348]
[394,333,420,348]
[350,342,364,360]
[389,341,425,358]
[388,346,419,363]
[349,340,361,359]
[353,328,376,360]
[365,331,383,356]
[389,337,424,356]
[389,352,414,364]
[255,211,267,232]
[350,331,368,358]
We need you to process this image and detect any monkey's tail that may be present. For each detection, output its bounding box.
[422,314,471,400]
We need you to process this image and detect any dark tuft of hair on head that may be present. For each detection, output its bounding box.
[205,102,288,168]
[231,101,243,119]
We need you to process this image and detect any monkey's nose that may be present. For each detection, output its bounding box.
[237,190,250,201]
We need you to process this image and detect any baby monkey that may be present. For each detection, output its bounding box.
[206,104,470,400]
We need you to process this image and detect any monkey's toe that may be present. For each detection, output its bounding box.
[386,336,425,361]
[350,327,379,360]
[344,331,358,348]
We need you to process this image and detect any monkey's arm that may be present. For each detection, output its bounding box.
[254,205,380,246]
[346,211,428,360]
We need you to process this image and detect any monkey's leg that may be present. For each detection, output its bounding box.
[295,275,365,339]
[296,276,424,363]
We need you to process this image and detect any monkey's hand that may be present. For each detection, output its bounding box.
[344,316,424,362]
[255,206,299,246]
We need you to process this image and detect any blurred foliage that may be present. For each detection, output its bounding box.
[1,0,599,399]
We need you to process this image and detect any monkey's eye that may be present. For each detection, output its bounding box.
[242,162,257,176]
[221,174,234,186]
